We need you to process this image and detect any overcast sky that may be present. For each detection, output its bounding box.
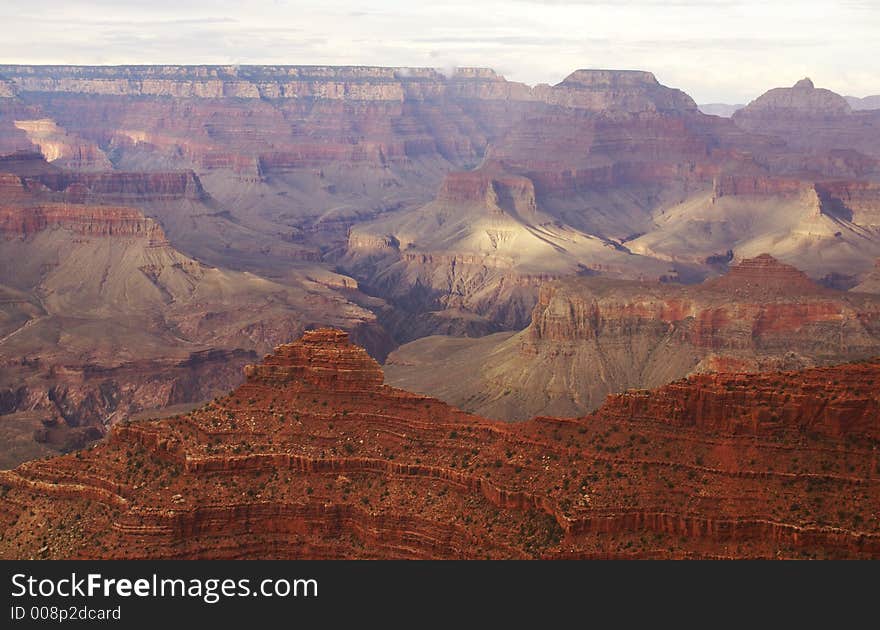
[0,0,876,103]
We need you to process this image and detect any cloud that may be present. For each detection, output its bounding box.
[0,0,876,103]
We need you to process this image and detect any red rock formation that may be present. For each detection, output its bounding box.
[27,170,206,203]
[242,329,383,390]
[0,328,877,559]
[526,255,859,350]
[0,203,168,242]
[385,256,880,420]
[601,360,880,440]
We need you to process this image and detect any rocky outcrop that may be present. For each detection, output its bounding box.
[0,203,168,242]
[385,256,880,419]
[28,170,207,203]
[242,329,384,391]
[702,253,822,293]
[0,328,877,559]
[602,360,880,440]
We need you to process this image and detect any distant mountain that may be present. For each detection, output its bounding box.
[732,78,880,159]
[698,103,744,117]
[846,94,880,110]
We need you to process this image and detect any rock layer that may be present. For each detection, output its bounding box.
[0,328,877,560]
[385,256,880,419]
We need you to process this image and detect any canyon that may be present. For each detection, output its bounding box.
[0,328,877,559]
[0,153,386,461]
[1,64,879,475]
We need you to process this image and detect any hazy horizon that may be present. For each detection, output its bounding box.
[0,0,877,104]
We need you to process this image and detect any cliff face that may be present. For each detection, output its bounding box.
[28,170,206,203]
[0,203,168,242]
[0,65,695,112]
[601,360,880,440]
[2,66,880,461]
[1,328,877,560]
[712,174,808,199]
[385,256,880,420]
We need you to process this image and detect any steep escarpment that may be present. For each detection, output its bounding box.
[0,203,168,241]
[27,170,207,203]
[814,181,880,228]
[0,328,877,559]
[0,66,729,252]
[385,255,880,419]
[2,66,880,466]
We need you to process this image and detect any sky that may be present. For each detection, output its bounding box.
[0,0,877,103]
